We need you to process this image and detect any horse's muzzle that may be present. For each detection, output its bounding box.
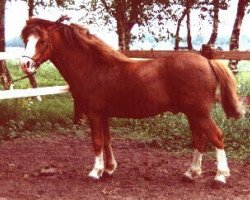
[20,56,38,73]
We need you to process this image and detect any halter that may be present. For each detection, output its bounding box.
[16,16,70,83]
[15,38,52,83]
[21,34,53,69]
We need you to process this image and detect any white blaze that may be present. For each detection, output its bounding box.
[24,35,39,58]
[21,34,39,73]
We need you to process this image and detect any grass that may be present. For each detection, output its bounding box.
[236,72,250,95]
[0,61,249,160]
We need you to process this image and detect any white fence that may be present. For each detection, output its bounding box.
[0,85,69,100]
[0,52,69,100]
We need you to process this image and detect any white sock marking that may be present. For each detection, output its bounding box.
[215,148,230,183]
[184,149,203,179]
[88,151,104,179]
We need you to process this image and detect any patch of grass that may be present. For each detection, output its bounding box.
[5,60,66,89]
[111,105,250,160]
[111,113,191,152]
[212,105,250,160]
[236,72,250,95]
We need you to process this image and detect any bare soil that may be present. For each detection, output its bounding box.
[0,133,249,200]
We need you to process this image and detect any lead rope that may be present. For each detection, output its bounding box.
[11,70,37,83]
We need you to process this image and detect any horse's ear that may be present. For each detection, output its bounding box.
[56,15,71,24]
[85,29,93,39]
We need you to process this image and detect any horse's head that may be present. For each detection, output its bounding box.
[20,16,70,74]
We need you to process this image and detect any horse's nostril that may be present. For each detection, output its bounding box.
[27,61,30,68]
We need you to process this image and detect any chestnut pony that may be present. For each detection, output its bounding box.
[20,17,242,185]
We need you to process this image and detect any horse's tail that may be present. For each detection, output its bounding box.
[209,60,244,119]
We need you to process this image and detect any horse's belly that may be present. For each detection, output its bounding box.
[108,101,172,119]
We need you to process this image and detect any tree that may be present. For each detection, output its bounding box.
[172,0,196,50]
[0,0,13,89]
[80,0,164,50]
[204,0,229,46]
[228,0,249,73]
[207,0,220,46]
[27,0,34,17]
[0,0,5,52]
[26,0,75,17]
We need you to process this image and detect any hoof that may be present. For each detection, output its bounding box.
[212,180,226,189]
[102,170,113,178]
[86,175,100,183]
[88,168,103,180]
[182,174,194,183]
[101,171,114,181]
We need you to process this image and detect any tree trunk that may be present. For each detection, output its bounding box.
[174,12,186,50]
[115,1,132,50]
[117,20,126,50]
[0,0,5,52]
[228,0,249,74]
[174,4,191,50]
[28,0,35,18]
[0,61,13,90]
[186,9,193,50]
[0,0,13,89]
[207,0,219,46]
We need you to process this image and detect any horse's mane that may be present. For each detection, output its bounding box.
[22,16,131,63]
[69,24,131,63]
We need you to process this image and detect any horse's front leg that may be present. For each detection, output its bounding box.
[103,118,117,176]
[88,115,105,179]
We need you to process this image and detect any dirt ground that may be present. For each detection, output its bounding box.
[0,133,249,200]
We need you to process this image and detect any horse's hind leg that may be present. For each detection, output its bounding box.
[103,118,117,176]
[185,114,230,184]
[205,120,230,184]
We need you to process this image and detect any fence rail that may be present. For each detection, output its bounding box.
[0,52,23,60]
[0,85,69,100]
[121,50,250,60]
[1,50,250,61]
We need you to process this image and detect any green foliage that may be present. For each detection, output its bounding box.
[112,113,190,151]
[6,60,66,89]
[235,63,250,95]
[212,104,250,160]
[112,104,250,160]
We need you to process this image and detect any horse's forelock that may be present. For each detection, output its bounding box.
[21,17,67,43]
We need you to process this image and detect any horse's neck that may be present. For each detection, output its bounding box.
[50,39,132,88]
[50,48,91,86]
